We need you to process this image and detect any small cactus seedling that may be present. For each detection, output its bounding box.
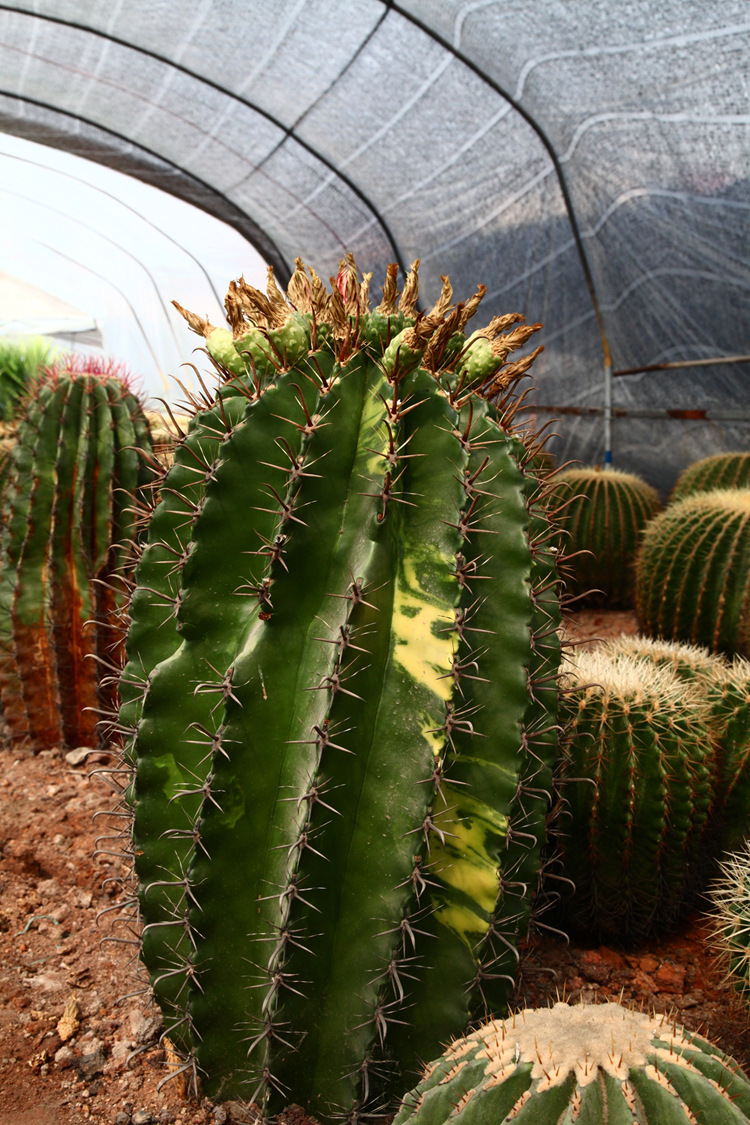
[392,1000,750,1125]
[0,357,155,749]
[708,840,750,1014]
[555,648,717,941]
[118,257,562,1117]
[551,466,661,608]
[671,452,750,503]
[635,489,750,658]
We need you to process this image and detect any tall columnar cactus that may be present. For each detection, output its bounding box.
[0,357,155,749]
[551,466,661,607]
[708,841,750,1013]
[555,648,717,941]
[671,451,750,503]
[392,1001,750,1125]
[635,489,750,657]
[118,258,561,1117]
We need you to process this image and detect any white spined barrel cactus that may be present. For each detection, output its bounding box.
[393,1000,750,1125]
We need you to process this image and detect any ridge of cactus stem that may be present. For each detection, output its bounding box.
[183,357,459,1106]
[378,407,543,1085]
[118,380,253,750]
[264,367,468,1107]
[4,379,67,744]
[48,377,99,747]
[131,369,311,1042]
[0,388,45,738]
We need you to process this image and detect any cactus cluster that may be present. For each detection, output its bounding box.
[117,258,562,1116]
[0,357,155,749]
[635,489,750,658]
[551,466,661,608]
[392,1000,750,1125]
[554,646,717,940]
[671,451,750,503]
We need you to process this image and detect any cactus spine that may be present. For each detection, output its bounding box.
[635,489,750,657]
[671,452,750,503]
[556,648,717,940]
[392,1001,750,1125]
[552,466,661,607]
[120,258,561,1117]
[0,358,155,749]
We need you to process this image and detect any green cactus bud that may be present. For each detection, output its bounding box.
[552,466,662,608]
[671,451,750,503]
[393,1000,750,1125]
[635,489,750,658]
[556,648,717,941]
[0,358,155,750]
[121,259,557,1117]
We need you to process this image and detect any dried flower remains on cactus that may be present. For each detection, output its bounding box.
[116,257,562,1118]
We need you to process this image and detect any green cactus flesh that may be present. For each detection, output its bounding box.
[121,259,559,1116]
[556,649,717,941]
[392,1000,750,1125]
[0,362,155,749]
[552,467,661,608]
[635,489,750,658]
[670,452,750,503]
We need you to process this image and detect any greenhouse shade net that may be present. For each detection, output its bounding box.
[0,0,747,493]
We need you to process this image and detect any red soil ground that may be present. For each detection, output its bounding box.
[0,609,745,1124]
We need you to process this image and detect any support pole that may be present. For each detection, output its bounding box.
[604,358,613,468]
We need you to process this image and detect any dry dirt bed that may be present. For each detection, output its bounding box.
[0,610,747,1123]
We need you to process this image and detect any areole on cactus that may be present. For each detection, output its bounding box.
[392,1000,750,1125]
[0,356,155,749]
[117,256,562,1117]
